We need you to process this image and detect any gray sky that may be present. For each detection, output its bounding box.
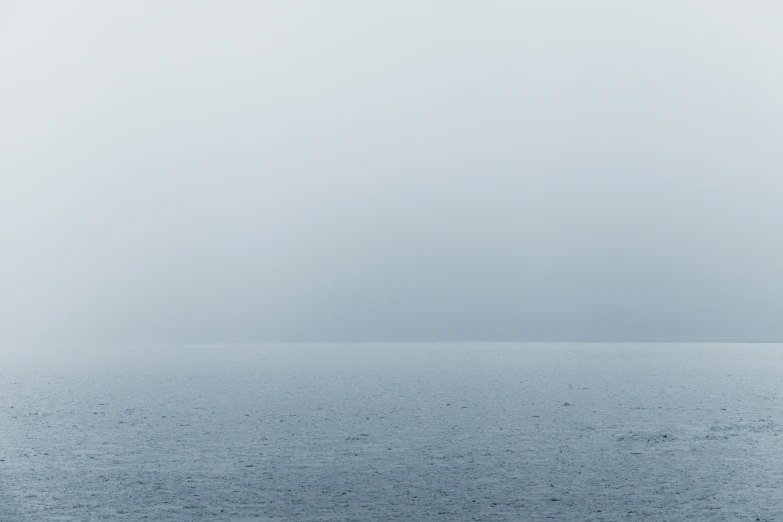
[2,1,782,342]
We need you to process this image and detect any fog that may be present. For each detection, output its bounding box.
[2,1,782,342]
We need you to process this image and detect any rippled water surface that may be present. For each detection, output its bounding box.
[2,343,782,521]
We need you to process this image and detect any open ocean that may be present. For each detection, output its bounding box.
[2,343,782,521]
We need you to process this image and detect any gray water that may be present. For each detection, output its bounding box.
[2,343,782,521]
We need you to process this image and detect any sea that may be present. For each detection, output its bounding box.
[1,343,781,521]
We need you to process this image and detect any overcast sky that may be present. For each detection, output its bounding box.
[2,1,782,342]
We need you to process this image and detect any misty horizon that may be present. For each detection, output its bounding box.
[3,3,783,521]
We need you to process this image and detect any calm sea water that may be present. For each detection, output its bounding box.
[1,343,782,521]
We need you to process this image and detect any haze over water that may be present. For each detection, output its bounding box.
[3,2,783,521]
[3,2,783,344]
